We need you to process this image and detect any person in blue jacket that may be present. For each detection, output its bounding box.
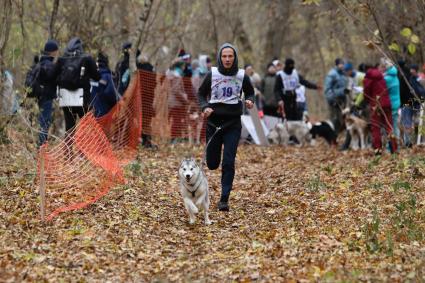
[90,52,119,117]
[380,58,401,142]
[324,58,348,133]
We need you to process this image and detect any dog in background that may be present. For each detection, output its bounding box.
[308,120,337,146]
[342,107,368,150]
[267,119,311,146]
[179,158,211,225]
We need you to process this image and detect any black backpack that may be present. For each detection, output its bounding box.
[24,63,44,98]
[58,55,85,90]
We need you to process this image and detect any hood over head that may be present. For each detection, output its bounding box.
[217,43,238,76]
[65,37,83,55]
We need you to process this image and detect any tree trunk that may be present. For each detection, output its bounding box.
[48,0,60,39]
[262,0,292,63]
[0,0,13,95]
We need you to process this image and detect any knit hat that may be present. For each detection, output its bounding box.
[44,39,59,53]
[344,62,353,72]
[335,58,344,66]
[285,58,295,66]
[97,51,109,67]
[410,64,419,72]
[178,49,191,60]
[122,42,132,50]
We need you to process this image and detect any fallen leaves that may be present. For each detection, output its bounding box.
[1,143,425,281]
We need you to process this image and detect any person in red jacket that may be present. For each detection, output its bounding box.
[363,66,397,155]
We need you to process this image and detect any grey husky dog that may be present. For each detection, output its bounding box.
[179,158,211,225]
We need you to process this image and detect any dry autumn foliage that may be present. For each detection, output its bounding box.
[1,141,425,281]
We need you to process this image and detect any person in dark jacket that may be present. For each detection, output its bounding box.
[55,37,100,133]
[402,64,425,146]
[89,52,118,117]
[275,58,318,121]
[136,50,157,148]
[37,39,59,146]
[198,43,255,211]
[363,67,397,154]
[399,60,416,147]
[261,63,278,117]
[115,42,132,95]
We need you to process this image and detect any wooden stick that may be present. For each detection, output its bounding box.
[39,151,46,221]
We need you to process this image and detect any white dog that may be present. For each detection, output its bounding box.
[179,158,211,225]
[267,120,311,146]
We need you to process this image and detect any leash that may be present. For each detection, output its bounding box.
[201,119,239,170]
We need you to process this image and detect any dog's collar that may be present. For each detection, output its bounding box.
[183,170,203,197]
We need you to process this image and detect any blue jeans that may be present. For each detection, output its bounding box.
[206,121,241,203]
[401,105,418,146]
[392,108,400,139]
[38,99,53,146]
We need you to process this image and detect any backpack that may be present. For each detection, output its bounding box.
[24,63,43,98]
[58,55,85,90]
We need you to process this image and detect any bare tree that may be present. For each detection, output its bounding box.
[0,0,13,94]
[48,0,60,39]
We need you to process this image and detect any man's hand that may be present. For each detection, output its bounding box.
[202,107,213,118]
[245,100,254,109]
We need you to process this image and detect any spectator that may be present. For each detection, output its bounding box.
[178,49,193,78]
[115,42,132,95]
[136,49,154,72]
[275,58,318,120]
[399,60,415,147]
[167,59,188,141]
[37,40,59,146]
[136,51,156,148]
[363,66,397,155]
[272,59,283,72]
[261,63,279,117]
[324,58,348,133]
[245,64,263,115]
[198,55,212,76]
[89,52,118,118]
[55,37,100,135]
[379,58,401,144]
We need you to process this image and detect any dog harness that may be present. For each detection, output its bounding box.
[209,67,244,104]
[182,169,204,197]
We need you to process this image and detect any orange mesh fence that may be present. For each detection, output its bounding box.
[36,70,208,220]
[36,75,141,221]
[139,70,206,143]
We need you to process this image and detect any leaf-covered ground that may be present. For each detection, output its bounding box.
[1,142,425,282]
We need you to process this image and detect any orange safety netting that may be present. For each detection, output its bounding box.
[139,69,206,143]
[36,70,206,220]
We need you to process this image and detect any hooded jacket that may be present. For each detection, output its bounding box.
[363,68,391,109]
[398,61,413,105]
[90,66,117,117]
[324,67,347,103]
[55,37,100,106]
[197,43,254,123]
[38,54,58,101]
[383,66,401,111]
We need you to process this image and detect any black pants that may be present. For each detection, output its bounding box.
[282,91,298,121]
[63,106,85,132]
[263,105,280,117]
[206,120,241,203]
